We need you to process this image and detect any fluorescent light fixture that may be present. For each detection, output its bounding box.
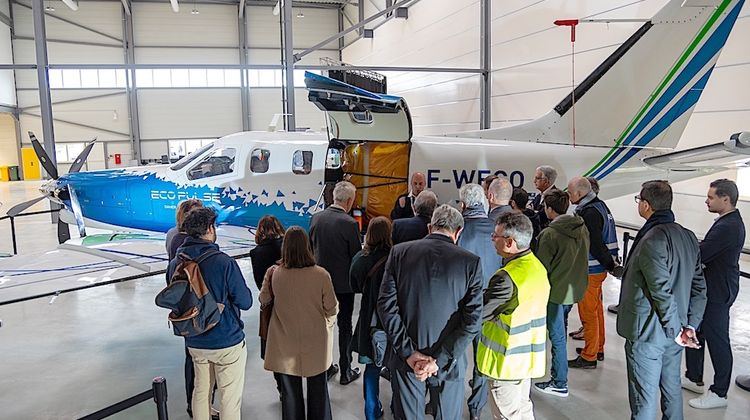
[191,8,199,14]
[296,12,304,18]
[170,0,179,13]
[61,0,78,11]
[272,0,280,16]
[45,4,55,12]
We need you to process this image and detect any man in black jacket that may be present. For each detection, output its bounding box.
[378,204,484,420]
[530,165,558,230]
[392,191,437,244]
[684,179,745,409]
[617,180,706,420]
[391,172,427,220]
[309,181,363,385]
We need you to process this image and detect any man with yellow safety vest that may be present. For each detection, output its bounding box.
[476,212,551,420]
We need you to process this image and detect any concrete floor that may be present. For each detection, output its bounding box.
[1,181,750,419]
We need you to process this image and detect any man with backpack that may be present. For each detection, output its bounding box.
[164,207,252,420]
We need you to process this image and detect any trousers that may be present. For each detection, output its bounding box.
[277,371,332,420]
[578,272,606,361]
[624,339,683,420]
[390,368,463,420]
[189,340,247,420]
[685,303,733,397]
[336,292,355,372]
[488,378,534,420]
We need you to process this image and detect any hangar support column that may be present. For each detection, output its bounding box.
[281,0,296,131]
[239,1,251,132]
[480,0,491,130]
[122,1,141,164]
[31,0,56,171]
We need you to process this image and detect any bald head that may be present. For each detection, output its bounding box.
[411,172,426,197]
[567,176,592,204]
[488,177,512,207]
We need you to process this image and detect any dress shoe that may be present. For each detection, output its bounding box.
[340,367,361,385]
[326,364,339,381]
[607,304,619,314]
[576,347,604,361]
[568,356,597,369]
[568,326,583,338]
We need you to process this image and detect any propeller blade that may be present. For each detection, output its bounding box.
[28,131,59,180]
[68,138,97,174]
[68,186,86,238]
[6,196,46,218]
[57,218,71,244]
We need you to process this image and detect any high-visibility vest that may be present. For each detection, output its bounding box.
[476,252,550,381]
[576,200,619,274]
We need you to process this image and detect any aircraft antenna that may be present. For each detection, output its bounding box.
[555,19,579,147]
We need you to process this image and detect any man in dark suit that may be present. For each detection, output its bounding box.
[378,204,484,420]
[683,179,745,409]
[392,191,437,244]
[617,180,707,420]
[309,181,363,385]
[457,183,502,420]
[530,165,558,230]
[390,172,427,220]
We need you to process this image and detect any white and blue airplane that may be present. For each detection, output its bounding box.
[2,0,749,302]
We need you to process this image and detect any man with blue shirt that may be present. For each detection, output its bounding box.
[167,207,252,420]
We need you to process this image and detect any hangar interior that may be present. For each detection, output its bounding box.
[0,0,749,419]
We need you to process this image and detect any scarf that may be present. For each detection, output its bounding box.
[628,209,675,264]
[463,204,488,219]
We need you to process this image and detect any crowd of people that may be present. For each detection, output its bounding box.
[162,166,745,420]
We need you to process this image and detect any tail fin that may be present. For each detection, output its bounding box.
[453,0,744,156]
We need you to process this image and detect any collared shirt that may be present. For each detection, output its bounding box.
[715,208,738,221]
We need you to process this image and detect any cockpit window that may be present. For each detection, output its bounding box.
[251,148,270,173]
[170,143,213,171]
[187,148,236,180]
[292,150,313,175]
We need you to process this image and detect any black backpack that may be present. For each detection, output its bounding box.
[155,250,224,337]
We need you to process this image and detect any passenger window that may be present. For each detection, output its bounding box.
[326,148,341,170]
[187,148,236,180]
[251,148,271,173]
[292,150,313,175]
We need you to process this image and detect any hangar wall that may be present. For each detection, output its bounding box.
[11,0,338,172]
[343,0,750,236]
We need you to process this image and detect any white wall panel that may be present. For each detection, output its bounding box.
[140,140,168,160]
[247,6,338,49]
[134,48,239,65]
[248,88,327,132]
[137,89,242,139]
[133,3,238,47]
[19,113,129,142]
[0,25,15,106]
[247,49,336,66]
[0,113,18,166]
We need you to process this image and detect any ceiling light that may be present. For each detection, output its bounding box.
[44,3,55,11]
[296,12,304,18]
[191,8,199,14]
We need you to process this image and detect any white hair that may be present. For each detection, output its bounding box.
[430,204,464,233]
[333,181,356,203]
[459,184,486,208]
[536,165,558,185]
[414,190,438,217]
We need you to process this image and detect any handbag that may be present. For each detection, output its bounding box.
[368,256,389,367]
[258,265,278,340]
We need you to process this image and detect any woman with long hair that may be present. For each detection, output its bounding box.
[249,215,285,291]
[350,216,393,419]
[259,227,338,419]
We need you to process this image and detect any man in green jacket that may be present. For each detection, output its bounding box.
[533,189,590,397]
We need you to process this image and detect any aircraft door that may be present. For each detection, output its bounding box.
[343,141,410,223]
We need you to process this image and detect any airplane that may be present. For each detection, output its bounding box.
[2,0,749,302]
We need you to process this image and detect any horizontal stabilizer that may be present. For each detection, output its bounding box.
[643,132,750,171]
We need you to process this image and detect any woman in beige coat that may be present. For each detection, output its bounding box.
[259,226,338,420]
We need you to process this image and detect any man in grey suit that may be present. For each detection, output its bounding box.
[378,204,484,420]
[309,181,363,385]
[617,180,707,420]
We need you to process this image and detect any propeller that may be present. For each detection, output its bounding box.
[5,132,97,244]
[28,131,59,180]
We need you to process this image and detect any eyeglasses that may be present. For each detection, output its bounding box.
[491,232,510,240]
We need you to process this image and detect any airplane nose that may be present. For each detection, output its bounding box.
[39,179,65,204]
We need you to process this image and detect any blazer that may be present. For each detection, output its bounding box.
[390,193,415,220]
[259,265,339,377]
[531,185,557,229]
[700,210,745,305]
[391,214,430,245]
[309,206,362,294]
[248,237,282,290]
[378,234,484,381]
[616,223,707,345]
[458,215,503,288]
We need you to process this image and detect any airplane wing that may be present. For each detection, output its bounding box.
[597,132,750,200]
[0,226,255,305]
